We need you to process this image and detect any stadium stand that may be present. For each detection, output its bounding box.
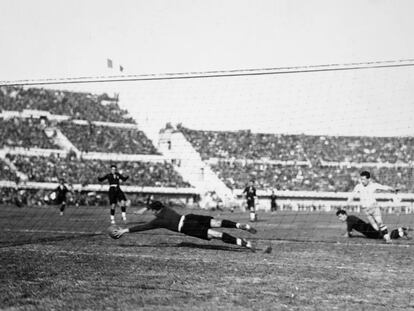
[177,125,414,192]
[0,86,193,210]
[179,125,308,161]
[6,154,191,188]
[0,86,134,123]
[211,161,413,192]
[0,158,17,181]
[1,85,412,204]
[0,118,58,149]
[58,121,159,154]
[301,135,414,163]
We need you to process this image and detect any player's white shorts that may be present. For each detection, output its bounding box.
[362,203,381,217]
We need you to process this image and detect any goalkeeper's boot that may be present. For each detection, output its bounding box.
[239,223,257,234]
[402,227,411,239]
[241,239,256,252]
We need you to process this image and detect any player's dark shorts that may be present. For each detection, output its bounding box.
[247,199,255,210]
[55,195,67,205]
[359,222,381,239]
[108,187,126,204]
[180,214,213,240]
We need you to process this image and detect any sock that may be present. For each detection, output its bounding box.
[221,220,237,228]
[110,215,115,222]
[121,205,126,213]
[221,232,238,245]
[380,225,391,241]
[379,225,388,236]
[122,212,126,220]
[250,212,256,221]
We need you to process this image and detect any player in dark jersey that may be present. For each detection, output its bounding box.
[243,180,257,222]
[98,164,129,224]
[270,189,278,212]
[336,209,410,241]
[55,179,70,216]
[109,200,272,253]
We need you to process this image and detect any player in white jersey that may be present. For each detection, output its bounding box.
[347,171,397,243]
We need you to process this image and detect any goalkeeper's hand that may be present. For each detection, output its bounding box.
[113,228,128,239]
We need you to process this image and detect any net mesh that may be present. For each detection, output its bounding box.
[1,64,414,247]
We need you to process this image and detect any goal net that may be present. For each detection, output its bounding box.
[1,62,414,246]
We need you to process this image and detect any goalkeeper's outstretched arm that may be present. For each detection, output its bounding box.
[112,221,157,238]
[134,207,148,215]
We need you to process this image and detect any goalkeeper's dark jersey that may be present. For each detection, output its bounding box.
[129,205,182,233]
[346,215,380,239]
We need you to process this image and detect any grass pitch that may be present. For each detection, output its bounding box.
[0,204,413,310]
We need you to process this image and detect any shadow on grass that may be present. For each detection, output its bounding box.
[176,242,246,252]
[117,241,246,252]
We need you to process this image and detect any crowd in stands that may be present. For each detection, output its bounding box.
[179,125,308,161]
[0,86,135,123]
[300,135,414,163]
[0,159,17,181]
[58,122,159,154]
[1,84,413,196]
[178,125,414,164]
[178,125,414,191]
[6,154,191,188]
[0,117,58,149]
[212,161,413,192]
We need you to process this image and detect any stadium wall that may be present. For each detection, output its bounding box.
[1,181,413,212]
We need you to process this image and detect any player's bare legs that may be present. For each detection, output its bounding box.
[249,207,257,222]
[210,219,257,234]
[120,200,127,222]
[365,214,379,231]
[60,202,66,216]
[366,209,391,243]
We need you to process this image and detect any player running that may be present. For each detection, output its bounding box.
[108,200,271,253]
[336,209,410,241]
[270,189,278,212]
[98,164,129,224]
[347,171,397,243]
[243,180,257,222]
[54,179,70,216]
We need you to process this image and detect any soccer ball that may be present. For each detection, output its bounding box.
[107,225,122,239]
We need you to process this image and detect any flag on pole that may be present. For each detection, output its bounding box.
[107,59,113,68]
[119,65,124,72]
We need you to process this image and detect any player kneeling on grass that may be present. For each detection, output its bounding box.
[336,209,411,241]
[108,200,271,253]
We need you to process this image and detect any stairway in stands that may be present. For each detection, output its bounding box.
[158,128,234,200]
[46,126,81,156]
